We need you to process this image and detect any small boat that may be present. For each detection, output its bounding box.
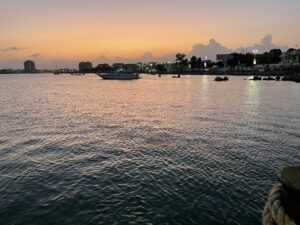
[53,71,60,75]
[97,69,140,80]
[172,74,181,78]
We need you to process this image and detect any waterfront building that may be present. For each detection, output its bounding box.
[203,59,212,68]
[24,60,36,72]
[96,64,110,73]
[216,54,233,62]
[165,62,174,72]
[147,62,157,73]
[216,54,233,67]
[79,62,92,72]
[281,50,300,65]
[252,54,269,65]
[124,64,138,72]
[112,63,124,70]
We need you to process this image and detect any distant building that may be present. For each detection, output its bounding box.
[203,59,212,68]
[253,53,273,65]
[112,63,124,70]
[216,54,233,62]
[24,60,36,72]
[79,62,92,72]
[165,62,174,72]
[124,64,138,72]
[147,62,157,73]
[216,54,233,67]
[96,64,110,72]
[281,50,300,64]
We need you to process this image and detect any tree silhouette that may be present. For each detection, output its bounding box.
[175,53,187,73]
[269,49,282,63]
[287,48,296,53]
[190,56,198,69]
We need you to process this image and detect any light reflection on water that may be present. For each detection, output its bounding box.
[0,74,299,225]
[244,81,261,113]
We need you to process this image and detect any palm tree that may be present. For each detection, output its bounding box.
[175,53,186,76]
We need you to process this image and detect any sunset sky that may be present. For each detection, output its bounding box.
[1,0,300,69]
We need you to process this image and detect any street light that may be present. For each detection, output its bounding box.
[252,49,258,65]
[176,59,181,77]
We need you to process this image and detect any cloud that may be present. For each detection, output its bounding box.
[30,53,42,58]
[156,54,176,63]
[138,52,155,62]
[93,52,156,65]
[241,34,288,54]
[92,34,286,64]
[188,39,231,60]
[0,46,28,52]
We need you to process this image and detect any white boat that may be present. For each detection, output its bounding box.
[97,69,140,80]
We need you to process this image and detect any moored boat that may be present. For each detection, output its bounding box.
[97,69,140,80]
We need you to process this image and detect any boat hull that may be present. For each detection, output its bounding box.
[97,73,140,80]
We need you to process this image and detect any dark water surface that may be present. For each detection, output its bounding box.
[0,74,299,225]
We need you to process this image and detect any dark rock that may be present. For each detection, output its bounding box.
[215,76,223,81]
[281,74,300,82]
[253,76,262,81]
[263,77,275,80]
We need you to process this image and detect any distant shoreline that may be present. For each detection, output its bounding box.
[0,71,298,77]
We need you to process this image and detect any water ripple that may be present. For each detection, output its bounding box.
[0,74,299,225]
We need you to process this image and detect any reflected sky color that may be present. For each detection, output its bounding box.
[244,81,262,114]
[1,0,300,68]
[0,74,300,224]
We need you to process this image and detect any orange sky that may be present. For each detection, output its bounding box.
[1,0,299,68]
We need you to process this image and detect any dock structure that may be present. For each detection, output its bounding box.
[263,166,300,225]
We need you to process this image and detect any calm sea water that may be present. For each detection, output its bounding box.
[0,74,299,225]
